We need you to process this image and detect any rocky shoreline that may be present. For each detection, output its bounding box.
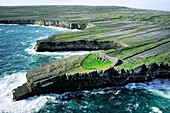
[12,53,170,101]
[0,20,88,30]
[35,39,123,52]
[1,20,169,101]
[0,19,125,52]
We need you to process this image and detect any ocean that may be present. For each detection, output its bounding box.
[0,24,169,113]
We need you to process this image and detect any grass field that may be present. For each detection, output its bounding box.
[81,54,112,69]
[0,5,169,70]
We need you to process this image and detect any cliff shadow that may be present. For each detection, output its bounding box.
[115,60,123,66]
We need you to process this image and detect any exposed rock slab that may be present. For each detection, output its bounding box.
[12,53,170,101]
[35,39,123,52]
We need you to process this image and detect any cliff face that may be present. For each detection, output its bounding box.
[0,19,124,52]
[35,39,123,52]
[0,20,87,30]
[12,54,170,101]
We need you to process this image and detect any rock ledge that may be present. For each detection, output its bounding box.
[12,53,170,101]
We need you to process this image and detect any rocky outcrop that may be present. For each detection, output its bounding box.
[0,20,123,52]
[12,53,170,101]
[0,20,88,30]
[35,39,123,52]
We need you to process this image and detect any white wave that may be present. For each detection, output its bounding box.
[26,46,91,58]
[91,87,121,95]
[24,35,47,52]
[25,38,92,58]
[26,24,79,32]
[37,36,49,40]
[0,24,80,32]
[38,25,80,32]
[125,79,170,99]
[27,24,40,27]
[125,79,170,91]
[0,29,2,31]
[0,72,61,113]
[150,107,162,113]
[34,50,91,57]
[20,42,26,46]
[115,90,121,95]
[0,71,92,112]
[0,24,19,26]
[6,30,14,33]
[71,29,81,32]
[35,30,39,33]
[42,26,71,31]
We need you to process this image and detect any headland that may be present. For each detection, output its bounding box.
[0,5,169,100]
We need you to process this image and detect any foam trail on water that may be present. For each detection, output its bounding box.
[125,79,170,99]
[0,24,19,26]
[151,107,163,113]
[25,36,92,58]
[26,45,91,57]
[35,30,39,33]
[0,72,91,112]
[6,30,14,33]
[26,24,80,32]
[0,72,54,113]
[41,26,71,31]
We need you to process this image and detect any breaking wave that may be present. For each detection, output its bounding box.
[125,79,170,99]
[25,35,92,58]
[27,24,80,32]
[0,72,66,113]
[25,45,91,58]
[0,72,46,112]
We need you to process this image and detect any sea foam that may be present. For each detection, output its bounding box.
[125,79,170,99]
[26,45,91,57]
[0,24,19,26]
[0,72,52,113]
[6,30,14,33]
[1,73,169,113]
[26,24,80,32]
[0,72,90,112]
[150,107,163,113]
[25,35,92,58]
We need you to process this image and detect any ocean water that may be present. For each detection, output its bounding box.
[0,24,170,113]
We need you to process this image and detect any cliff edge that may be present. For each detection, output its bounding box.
[12,52,170,101]
[35,39,124,52]
[0,20,89,30]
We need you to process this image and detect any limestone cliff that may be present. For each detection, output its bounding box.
[12,53,170,101]
[0,20,88,30]
[0,19,124,52]
[35,39,123,52]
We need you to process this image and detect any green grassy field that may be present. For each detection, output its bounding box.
[81,54,112,69]
[0,5,169,70]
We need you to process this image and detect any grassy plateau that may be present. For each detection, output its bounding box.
[0,5,170,71]
[81,54,113,69]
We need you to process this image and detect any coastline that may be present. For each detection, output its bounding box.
[12,51,170,100]
[1,71,169,112]
[0,20,89,30]
[1,21,169,101]
[0,5,170,112]
[22,24,90,57]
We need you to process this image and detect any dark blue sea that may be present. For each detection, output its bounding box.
[0,24,170,113]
